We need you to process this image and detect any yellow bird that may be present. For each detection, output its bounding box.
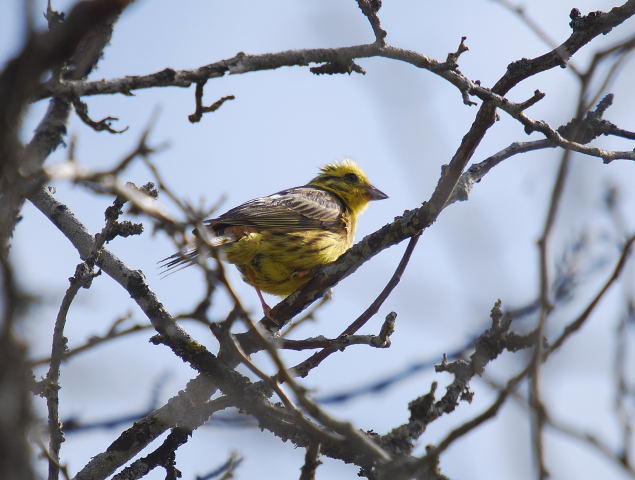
[162,159,387,313]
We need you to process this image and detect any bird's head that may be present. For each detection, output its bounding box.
[309,159,387,215]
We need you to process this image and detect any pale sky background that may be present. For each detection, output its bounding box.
[3,1,635,479]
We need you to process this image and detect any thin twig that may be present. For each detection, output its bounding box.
[299,443,322,480]
[356,0,387,46]
[550,235,635,353]
[530,145,572,480]
[492,0,582,76]
[45,262,99,480]
[35,438,71,480]
[290,235,418,377]
[196,452,243,480]
[279,313,395,351]
[583,33,635,112]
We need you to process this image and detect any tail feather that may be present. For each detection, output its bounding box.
[159,236,234,277]
[158,249,200,276]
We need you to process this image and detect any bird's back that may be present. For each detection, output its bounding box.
[210,186,354,296]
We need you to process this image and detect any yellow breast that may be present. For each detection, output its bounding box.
[225,225,353,296]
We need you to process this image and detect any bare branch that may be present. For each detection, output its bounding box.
[299,443,322,480]
[492,0,582,76]
[198,452,243,480]
[30,313,144,367]
[377,300,538,478]
[71,96,128,133]
[188,80,235,123]
[110,427,190,480]
[448,139,554,204]
[278,312,396,351]
[43,262,99,480]
[74,386,231,480]
[356,0,387,46]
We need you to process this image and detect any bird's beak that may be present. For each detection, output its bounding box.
[365,184,388,201]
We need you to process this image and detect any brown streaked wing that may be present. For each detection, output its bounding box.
[206,186,346,233]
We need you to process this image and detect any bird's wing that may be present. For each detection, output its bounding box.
[206,186,347,233]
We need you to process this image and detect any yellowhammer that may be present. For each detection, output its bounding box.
[162,159,387,313]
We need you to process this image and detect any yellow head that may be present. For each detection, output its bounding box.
[308,159,387,215]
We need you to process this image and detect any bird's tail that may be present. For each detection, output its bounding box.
[158,249,201,276]
[159,235,234,276]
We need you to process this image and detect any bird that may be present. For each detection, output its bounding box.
[161,159,387,314]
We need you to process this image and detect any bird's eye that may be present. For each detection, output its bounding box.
[344,172,359,183]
